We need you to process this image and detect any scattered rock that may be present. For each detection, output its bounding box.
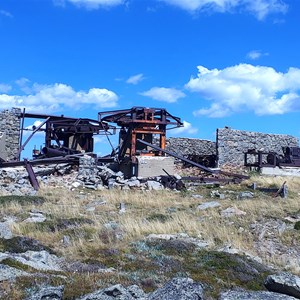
[219,290,298,299]
[148,277,204,300]
[146,233,209,249]
[23,211,46,223]
[210,190,225,199]
[0,221,13,239]
[191,194,203,199]
[238,191,254,199]
[127,285,146,299]
[77,283,135,300]
[146,181,164,190]
[221,207,246,218]
[265,272,300,298]
[2,250,63,271]
[26,285,64,300]
[197,201,220,210]
[0,264,29,282]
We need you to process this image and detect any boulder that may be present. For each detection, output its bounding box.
[0,264,29,282]
[77,284,135,300]
[265,273,300,298]
[26,285,64,300]
[148,277,204,300]
[197,201,220,210]
[219,290,298,299]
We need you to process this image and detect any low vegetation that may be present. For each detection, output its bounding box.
[1,175,300,299]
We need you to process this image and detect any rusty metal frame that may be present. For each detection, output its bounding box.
[99,107,183,163]
[18,112,116,159]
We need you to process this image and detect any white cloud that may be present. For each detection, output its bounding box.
[0,10,13,18]
[0,84,11,93]
[172,120,198,134]
[15,77,32,94]
[247,50,269,60]
[126,73,145,85]
[159,0,288,20]
[186,64,300,117]
[0,82,118,113]
[63,0,125,9]
[140,87,186,103]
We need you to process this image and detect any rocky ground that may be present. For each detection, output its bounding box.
[1,159,300,299]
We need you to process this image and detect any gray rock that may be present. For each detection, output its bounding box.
[146,181,164,191]
[7,250,63,271]
[23,212,46,223]
[26,285,64,300]
[197,201,220,210]
[221,207,246,218]
[77,284,134,300]
[62,235,71,247]
[148,277,204,300]
[0,222,13,239]
[210,190,225,199]
[265,273,300,298]
[127,285,146,299]
[128,180,141,188]
[219,290,298,299]
[238,191,254,199]
[192,194,203,199]
[0,264,29,282]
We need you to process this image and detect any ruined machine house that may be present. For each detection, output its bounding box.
[98,107,184,177]
[0,107,250,191]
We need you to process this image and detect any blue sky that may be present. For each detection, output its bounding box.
[1,0,300,156]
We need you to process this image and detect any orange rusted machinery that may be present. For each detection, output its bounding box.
[98,107,183,164]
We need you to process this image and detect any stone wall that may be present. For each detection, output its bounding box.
[166,137,216,157]
[217,127,299,166]
[0,108,21,161]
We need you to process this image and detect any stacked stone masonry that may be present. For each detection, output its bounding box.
[166,137,216,156]
[0,108,21,161]
[217,128,299,166]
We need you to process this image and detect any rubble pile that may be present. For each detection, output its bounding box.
[0,155,171,195]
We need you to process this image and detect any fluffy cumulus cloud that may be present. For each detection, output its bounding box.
[172,120,198,135]
[159,0,288,19]
[126,73,145,85]
[0,82,118,113]
[140,87,186,103]
[60,0,125,9]
[186,64,300,117]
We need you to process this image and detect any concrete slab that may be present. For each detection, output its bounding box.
[137,156,175,178]
[261,167,300,177]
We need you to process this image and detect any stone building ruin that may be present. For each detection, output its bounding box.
[0,108,299,170]
[166,128,299,168]
[0,108,21,161]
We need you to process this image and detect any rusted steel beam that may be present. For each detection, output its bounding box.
[181,176,243,184]
[15,117,51,160]
[24,159,39,191]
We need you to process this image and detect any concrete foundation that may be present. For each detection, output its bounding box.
[261,167,300,177]
[136,156,175,178]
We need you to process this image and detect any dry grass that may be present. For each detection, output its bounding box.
[2,175,300,273]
